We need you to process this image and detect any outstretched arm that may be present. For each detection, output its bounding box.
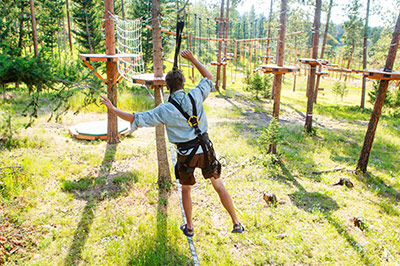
[100,95,135,123]
[181,50,213,81]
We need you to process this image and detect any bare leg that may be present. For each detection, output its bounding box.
[210,177,240,226]
[181,185,193,230]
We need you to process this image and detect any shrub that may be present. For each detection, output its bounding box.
[332,81,348,101]
[245,72,272,99]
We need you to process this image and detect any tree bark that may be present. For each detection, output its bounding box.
[104,0,119,144]
[222,0,230,90]
[66,0,73,55]
[361,0,371,109]
[356,11,400,173]
[305,0,321,133]
[216,0,225,91]
[269,0,287,154]
[152,0,171,187]
[29,0,38,57]
[314,0,332,104]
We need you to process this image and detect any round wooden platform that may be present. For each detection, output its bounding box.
[260,64,299,74]
[299,58,328,66]
[79,53,141,62]
[316,71,329,76]
[69,120,130,141]
[131,73,166,86]
[363,69,400,80]
[211,62,228,66]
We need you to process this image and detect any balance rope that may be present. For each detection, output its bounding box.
[169,143,201,266]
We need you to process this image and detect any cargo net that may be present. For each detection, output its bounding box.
[109,13,145,81]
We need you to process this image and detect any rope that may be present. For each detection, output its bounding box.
[169,143,200,266]
[173,21,185,71]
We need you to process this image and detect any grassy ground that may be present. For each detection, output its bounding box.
[1,73,399,265]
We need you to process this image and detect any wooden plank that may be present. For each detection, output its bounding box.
[299,58,328,66]
[79,53,141,62]
[327,68,352,73]
[363,69,400,80]
[131,73,166,86]
[260,64,299,74]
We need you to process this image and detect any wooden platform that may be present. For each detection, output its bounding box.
[316,71,329,76]
[260,64,299,74]
[326,64,339,68]
[352,69,364,74]
[211,62,228,66]
[69,120,130,141]
[131,73,166,86]
[79,53,141,62]
[299,58,328,66]
[363,69,400,80]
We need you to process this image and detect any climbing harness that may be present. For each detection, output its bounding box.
[169,94,221,178]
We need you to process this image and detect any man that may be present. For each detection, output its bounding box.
[100,50,244,237]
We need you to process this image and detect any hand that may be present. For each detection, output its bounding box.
[181,50,195,62]
[99,95,115,111]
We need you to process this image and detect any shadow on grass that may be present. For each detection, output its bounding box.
[280,163,373,265]
[126,185,191,265]
[62,144,138,266]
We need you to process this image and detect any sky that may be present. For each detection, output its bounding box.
[192,0,399,28]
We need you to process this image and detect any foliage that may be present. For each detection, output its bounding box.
[368,81,400,109]
[332,81,348,101]
[245,72,272,99]
[259,118,283,154]
[71,0,103,53]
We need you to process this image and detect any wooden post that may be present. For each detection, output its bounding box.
[356,11,400,173]
[29,0,38,57]
[66,0,73,55]
[104,0,119,144]
[269,0,287,154]
[266,0,273,64]
[314,0,333,103]
[361,0,371,109]
[305,0,321,133]
[151,0,171,186]
[216,0,225,91]
[222,0,230,90]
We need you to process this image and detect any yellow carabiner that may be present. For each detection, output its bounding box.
[188,115,199,127]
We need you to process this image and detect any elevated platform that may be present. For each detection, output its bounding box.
[327,68,352,73]
[260,64,299,74]
[299,58,328,66]
[363,69,400,80]
[316,71,329,76]
[326,64,339,68]
[211,62,228,66]
[352,69,364,74]
[131,73,166,86]
[69,120,130,141]
[79,53,141,62]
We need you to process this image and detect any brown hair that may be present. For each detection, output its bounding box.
[165,69,185,92]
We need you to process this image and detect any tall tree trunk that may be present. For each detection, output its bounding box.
[344,49,353,82]
[18,5,25,56]
[105,0,119,144]
[216,0,225,91]
[361,0,371,109]
[269,0,287,154]
[222,0,230,90]
[314,0,333,103]
[66,0,73,55]
[152,0,171,188]
[267,0,274,99]
[305,0,321,133]
[356,12,400,173]
[29,0,38,57]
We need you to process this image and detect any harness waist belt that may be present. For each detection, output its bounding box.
[176,132,209,151]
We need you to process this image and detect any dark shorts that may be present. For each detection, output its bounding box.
[177,152,221,186]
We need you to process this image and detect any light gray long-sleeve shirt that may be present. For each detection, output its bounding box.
[130,78,213,150]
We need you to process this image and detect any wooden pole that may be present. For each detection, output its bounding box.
[66,0,73,55]
[266,0,273,64]
[29,0,38,57]
[361,0,371,109]
[222,0,230,90]
[216,0,225,91]
[314,0,333,103]
[152,0,171,186]
[356,11,400,173]
[305,0,321,133]
[269,0,287,154]
[104,0,119,144]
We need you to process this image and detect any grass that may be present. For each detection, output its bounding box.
[0,74,400,265]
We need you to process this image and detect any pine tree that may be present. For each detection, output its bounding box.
[71,0,103,53]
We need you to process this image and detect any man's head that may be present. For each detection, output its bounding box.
[166,69,185,93]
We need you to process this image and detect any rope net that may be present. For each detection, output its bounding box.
[109,13,145,81]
